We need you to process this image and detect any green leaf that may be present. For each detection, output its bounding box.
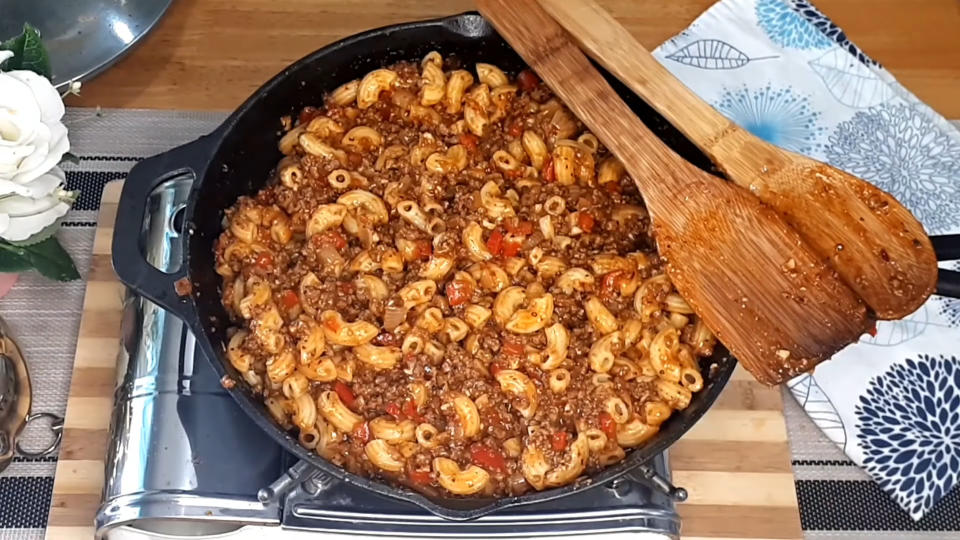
[18,24,51,79]
[0,29,26,72]
[59,152,80,166]
[0,247,35,273]
[24,237,79,281]
[0,23,52,79]
[0,237,79,281]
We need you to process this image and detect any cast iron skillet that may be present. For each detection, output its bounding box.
[111,12,738,520]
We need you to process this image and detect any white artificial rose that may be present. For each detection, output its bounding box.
[0,167,73,242]
[0,51,70,185]
[0,50,74,244]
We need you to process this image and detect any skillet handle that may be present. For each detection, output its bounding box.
[937,271,960,299]
[931,234,960,299]
[111,135,216,319]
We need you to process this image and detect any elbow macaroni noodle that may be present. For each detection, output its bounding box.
[217,56,714,497]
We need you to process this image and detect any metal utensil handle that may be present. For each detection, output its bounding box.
[16,412,63,458]
[932,234,960,298]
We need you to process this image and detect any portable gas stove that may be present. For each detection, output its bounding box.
[95,174,687,539]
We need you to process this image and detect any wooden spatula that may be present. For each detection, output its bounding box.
[538,0,938,320]
[475,0,872,385]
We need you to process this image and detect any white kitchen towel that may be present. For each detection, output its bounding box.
[652,0,960,520]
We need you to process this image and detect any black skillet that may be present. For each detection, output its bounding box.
[109,11,960,520]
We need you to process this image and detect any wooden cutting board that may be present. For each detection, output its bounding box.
[44,181,802,540]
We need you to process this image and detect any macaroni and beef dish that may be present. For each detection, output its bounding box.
[215,54,716,497]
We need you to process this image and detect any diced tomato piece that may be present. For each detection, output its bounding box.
[507,121,523,138]
[470,444,507,472]
[598,412,617,440]
[255,252,274,270]
[486,229,505,256]
[577,212,596,232]
[413,240,433,260]
[600,271,627,297]
[542,157,556,183]
[489,361,504,377]
[459,133,479,151]
[281,290,299,309]
[604,181,622,194]
[867,324,878,337]
[517,69,540,91]
[446,279,475,306]
[502,341,524,357]
[402,400,423,422]
[506,220,534,236]
[335,381,356,408]
[385,402,401,418]
[351,421,370,444]
[409,470,433,485]
[316,230,347,251]
[502,237,523,257]
[298,106,322,125]
[551,431,569,452]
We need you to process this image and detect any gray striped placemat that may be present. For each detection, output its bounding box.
[0,108,957,540]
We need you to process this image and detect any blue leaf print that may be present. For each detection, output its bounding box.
[855,354,960,519]
[860,306,930,347]
[809,48,893,108]
[825,104,960,233]
[938,261,960,328]
[713,84,825,154]
[788,0,880,67]
[665,39,777,70]
[755,0,832,50]
[788,374,847,451]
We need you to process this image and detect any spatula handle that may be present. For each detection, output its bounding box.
[538,0,735,152]
[476,0,696,196]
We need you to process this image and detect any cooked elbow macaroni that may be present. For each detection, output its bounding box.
[217,59,712,498]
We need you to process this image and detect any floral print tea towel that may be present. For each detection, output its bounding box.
[652,0,960,521]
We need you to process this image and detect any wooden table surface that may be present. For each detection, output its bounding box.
[70,0,960,117]
[47,183,803,540]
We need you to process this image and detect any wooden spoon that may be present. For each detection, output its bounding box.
[538,0,937,320]
[475,0,871,385]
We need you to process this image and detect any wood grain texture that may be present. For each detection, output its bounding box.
[46,181,802,538]
[46,182,123,540]
[64,0,960,118]
[540,0,938,320]
[476,0,870,385]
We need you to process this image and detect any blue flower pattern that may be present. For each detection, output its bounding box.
[856,355,960,519]
[789,0,880,66]
[825,104,960,233]
[755,0,832,50]
[713,84,824,154]
[656,0,960,521]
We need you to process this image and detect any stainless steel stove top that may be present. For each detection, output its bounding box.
[96,174,684,539]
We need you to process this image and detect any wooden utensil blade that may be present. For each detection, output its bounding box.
[537,0,938,320]
[726,145,939,320]
[476,0,873,385]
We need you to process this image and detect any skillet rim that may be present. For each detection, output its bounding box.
[122,11,738,520]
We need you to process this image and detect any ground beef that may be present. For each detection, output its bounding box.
[215,58,711,497]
